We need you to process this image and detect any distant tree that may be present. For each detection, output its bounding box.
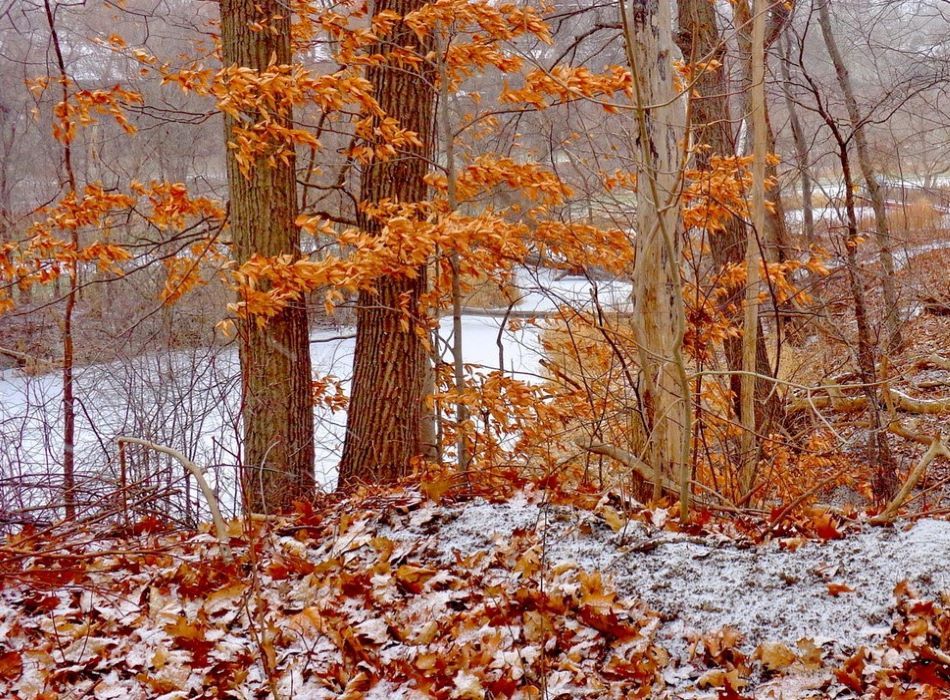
[816,0,901,351]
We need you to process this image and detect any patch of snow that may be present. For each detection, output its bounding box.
[406,498,950,658]
[1,267,626,518]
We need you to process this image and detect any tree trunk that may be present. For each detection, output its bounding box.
[779,31,816,248]
[221,0,315,513]
[620,0,692,519]
[676,0,782,432]
[817,0,901,351]
[739,0,767,493]
[800,56,898,501]
[838,142,898,501]
[338,0,436,488]
[44,0,77,520]
[440,40,470,472]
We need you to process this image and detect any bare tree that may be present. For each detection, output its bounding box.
[817,0,902,351]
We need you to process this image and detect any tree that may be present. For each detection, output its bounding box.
[619,0,692,517]
[817,0,902,352]
[43,0,78,519]
[740,0,768,491]
[338,0,436,488]
[675,0,783,444]
[220,0,315,512]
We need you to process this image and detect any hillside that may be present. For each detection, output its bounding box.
[3,489,950,699]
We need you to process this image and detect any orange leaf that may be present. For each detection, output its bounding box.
[827,582,855,597]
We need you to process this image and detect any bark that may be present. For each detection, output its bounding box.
[817,0,901,350]
[739,0,767,492]
[338,0,436,488]
[44,0,76,520]
[675,0,782,432]
[620,0,693,519]
[837,134,898,500]
[764,110,791,263]
[438,36,469,471]
[779,31,816,247]
[221,0,315,513]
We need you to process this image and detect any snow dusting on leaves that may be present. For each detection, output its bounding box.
[2,489,950,698]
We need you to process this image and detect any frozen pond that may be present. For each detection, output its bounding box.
[0,270,630,519]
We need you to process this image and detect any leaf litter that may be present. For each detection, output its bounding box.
[2,487,949,698]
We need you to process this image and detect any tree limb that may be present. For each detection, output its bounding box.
[871,437,950,524]
[116,437,232,560]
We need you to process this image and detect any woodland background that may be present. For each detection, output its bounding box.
[2,0,950,697]
[1,0,949,523]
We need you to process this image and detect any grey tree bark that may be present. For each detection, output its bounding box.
[817,0,902,351]
[620,0,693,519]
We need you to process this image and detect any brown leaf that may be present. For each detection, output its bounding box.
[0,651,22,681]
[827,582,854,597]
[755,641,797,672]
[394,564,436,593]
[796,638,824,670]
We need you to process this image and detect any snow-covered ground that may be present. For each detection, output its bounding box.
[406,496,950,658]
[784,205,876,226]
[0,270,631,517]
[3,489,949,698]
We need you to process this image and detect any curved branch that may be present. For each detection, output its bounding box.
[116,437,232,560]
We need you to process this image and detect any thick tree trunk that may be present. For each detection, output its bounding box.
[676,0,782,432]
[221,0,315,513]
[817,0,901,351]
[338,0,436,488]
[620,0,692,518]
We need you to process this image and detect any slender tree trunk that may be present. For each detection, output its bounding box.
[439,37,470,472]
[44,0,76,519]
[801,60,898,501]
[779,32,816,248]
[764,110,791,263]
[676,0,781,433]
[338,0,436,488]
[817,0,901,351]
[221,0,315,513]
[620,0,692,519]
[838,143,897,501]
[739,0,767,493]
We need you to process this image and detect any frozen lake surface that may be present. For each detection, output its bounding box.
[0,270,630,518]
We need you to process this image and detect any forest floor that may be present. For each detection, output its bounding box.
[2,486,950,699]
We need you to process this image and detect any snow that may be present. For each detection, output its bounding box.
[0,269,629,518]
[784,205,876,226]
[386,496,950,657]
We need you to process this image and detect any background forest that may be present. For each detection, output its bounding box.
[2,0,950,696]
[1,0,948,522]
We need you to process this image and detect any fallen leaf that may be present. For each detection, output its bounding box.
[755,641,797,672]
[827,582,854,597]
[0,651,22,682]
